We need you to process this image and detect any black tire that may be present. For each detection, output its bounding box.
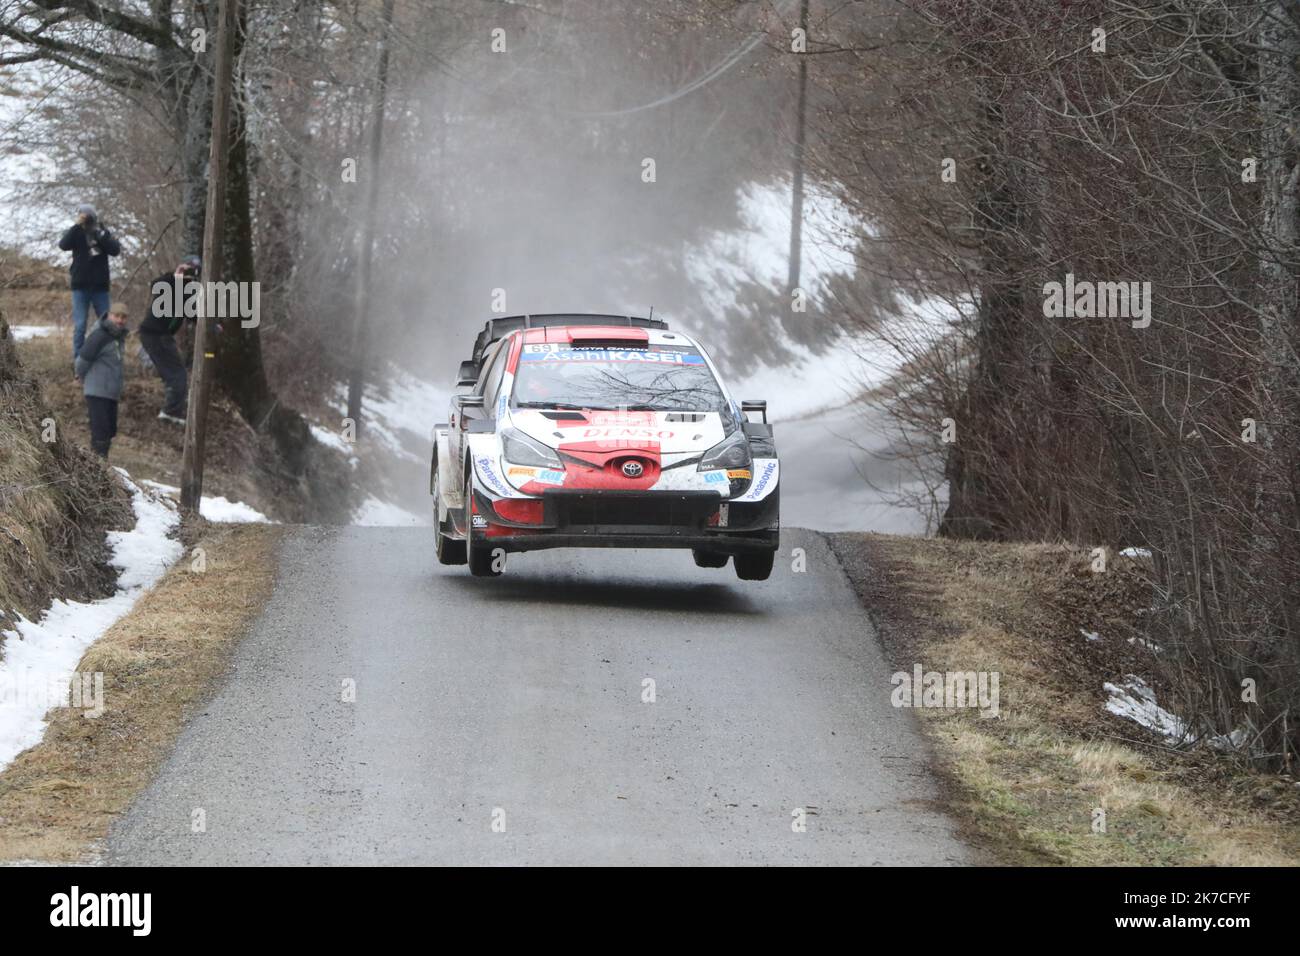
[435,518,466,565]
[692,548,729,568]
[734,550,775,581]
[465,472,503,577]
[432,457,466,565]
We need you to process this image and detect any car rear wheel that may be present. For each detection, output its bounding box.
[433,459,467,565]
[434,494,465,567]
[734,551,775,581]
[465,471,503,577]
[692,548,729,568]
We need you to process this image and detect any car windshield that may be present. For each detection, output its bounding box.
[511,343,728,413]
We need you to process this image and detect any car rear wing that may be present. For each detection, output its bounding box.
[469,313,669,365]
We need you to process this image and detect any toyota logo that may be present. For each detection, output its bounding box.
[621,460,645,478]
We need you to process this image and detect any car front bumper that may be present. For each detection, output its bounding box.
[472,487,779,555]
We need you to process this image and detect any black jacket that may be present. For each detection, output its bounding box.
[59,224,121,292]
[140,273,194,335]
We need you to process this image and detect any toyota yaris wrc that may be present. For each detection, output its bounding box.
[430,314,779,579]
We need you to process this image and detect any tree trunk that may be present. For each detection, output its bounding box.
[180,45,214,259]
[940,101,1028,540]
[1253,1,1300,764]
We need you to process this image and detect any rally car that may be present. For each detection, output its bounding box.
[430,314,779,579]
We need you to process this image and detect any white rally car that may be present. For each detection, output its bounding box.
[430,314,779,579]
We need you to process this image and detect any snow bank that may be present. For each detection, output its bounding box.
[327,365,449,468]
[0,470,182,770]
[683,181,958,421]
[731,297,956,422]
[318,365,445,526]
[309,424,358,468]
[685,180,857,309]
[138,480,272,524]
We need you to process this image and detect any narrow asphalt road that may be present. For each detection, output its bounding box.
[776,402,935,535]
[108,527,969,865]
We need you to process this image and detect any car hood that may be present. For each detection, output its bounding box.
[507,408,729,457]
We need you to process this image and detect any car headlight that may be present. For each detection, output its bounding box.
[502,428,563,469]
[698,430,752,471]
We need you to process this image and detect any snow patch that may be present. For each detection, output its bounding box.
[686,180,857,310]
[138,480,273,524]
[1127,636,1163,653]
[353,495,424,527]
[310,424,359,468]
[328,365,448,466]
[731,296,958,422]
[1103,676,1188,741]
[9,325,55,342]
[1104,676,1254,752]
[0,470,182,770]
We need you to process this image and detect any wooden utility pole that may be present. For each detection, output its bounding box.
[180,0,239,513]
[787,0,810,296]
[346,0,397,432]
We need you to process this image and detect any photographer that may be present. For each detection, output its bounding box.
[139,255,201,424]
[58,204,121,366]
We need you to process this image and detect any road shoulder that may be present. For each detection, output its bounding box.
[828,531,1300,866]
[0,522,282,864]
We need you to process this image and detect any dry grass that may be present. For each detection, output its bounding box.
[830,532,1300,866]
[0,523,282,863]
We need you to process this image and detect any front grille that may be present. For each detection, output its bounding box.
[550,492,716,532]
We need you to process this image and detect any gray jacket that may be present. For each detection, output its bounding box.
[75,317,128,400]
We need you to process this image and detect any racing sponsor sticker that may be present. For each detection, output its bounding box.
[475,456,508,494]
[727,468,752,480]
[577,427,674,440]
[520,346,705,365]
[702,469,728,485]
[735,459,778,501]
[589,410,656,427]
[506,464,564,487]
[471,513,488,528]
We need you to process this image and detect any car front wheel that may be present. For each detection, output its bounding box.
[465,471,503,577]
[734,551,774,581]
[692,548,729,568]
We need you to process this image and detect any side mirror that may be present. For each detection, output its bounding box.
[456,360,479,387]
[741,399,767,424]
[456,393,484,430]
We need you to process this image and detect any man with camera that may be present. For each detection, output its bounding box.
[139,255,202,425]
[58,204,121,366]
